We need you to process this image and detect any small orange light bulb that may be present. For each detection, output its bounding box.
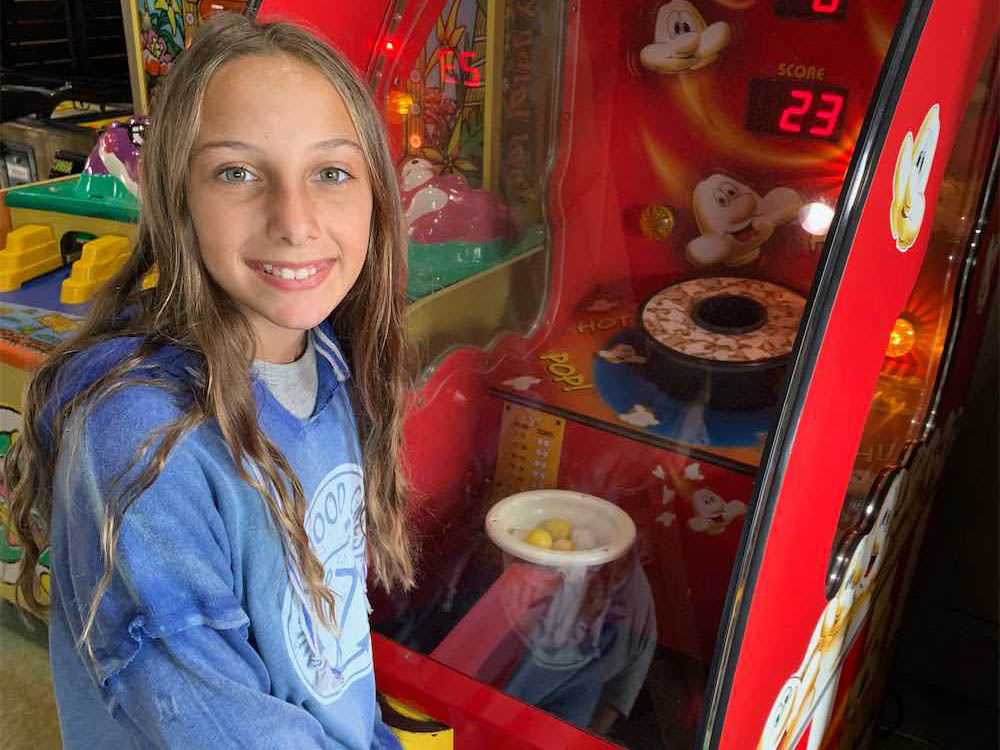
[386,90,414,116]
[639,204,675,241]
[886,317,916,358]
[408,134,423,150]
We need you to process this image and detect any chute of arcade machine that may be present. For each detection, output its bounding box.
[351,0,908,747]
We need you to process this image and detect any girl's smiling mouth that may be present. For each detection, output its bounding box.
[246,259,335,289]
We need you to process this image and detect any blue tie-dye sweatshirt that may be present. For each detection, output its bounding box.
[46,321,403,750]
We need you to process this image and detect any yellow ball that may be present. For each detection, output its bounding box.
[524,528,554,549]
[552,538,576,551]
[542,519,573,541]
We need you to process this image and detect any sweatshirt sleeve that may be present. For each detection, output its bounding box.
[105,624,341,748]
[48,385,338,749]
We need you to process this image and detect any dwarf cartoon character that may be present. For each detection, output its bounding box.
[799,538,869,750]
[853,475,901,609]
[597,344,647,364]
[687,174,802,267]
[620,403,660,427]
[687,488,746,535]
[891,104,941,252]
[757,541,862,750]
[757,467,906,750]
[640,0,732,73]
[759,609,836,750]
[502,375,542,392]
[758,676,801,750]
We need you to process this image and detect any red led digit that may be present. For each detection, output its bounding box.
[812,0,839,13]
[809,92,844,136]
[438,49,458,85]
[779,89,813,133]
[459,51,482,87]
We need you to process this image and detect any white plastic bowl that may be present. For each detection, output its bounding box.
[485,490,637,567]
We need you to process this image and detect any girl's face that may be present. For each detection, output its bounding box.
[187,53,372,362]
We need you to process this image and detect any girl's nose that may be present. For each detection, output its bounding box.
[267,180,321,247]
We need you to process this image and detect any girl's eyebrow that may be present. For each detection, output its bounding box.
[192,138,364,157]
[309,138,364,153]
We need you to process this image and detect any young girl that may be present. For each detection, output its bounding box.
[5,13,413,749]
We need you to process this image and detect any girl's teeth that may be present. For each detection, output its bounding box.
[259,263,319,279]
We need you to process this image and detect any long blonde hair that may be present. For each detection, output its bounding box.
[4,13,414,648]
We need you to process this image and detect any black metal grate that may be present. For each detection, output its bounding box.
[1,0,130,95]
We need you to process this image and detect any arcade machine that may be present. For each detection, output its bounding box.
[0,2,994,750]
[0,0,251,189]
[250,0,998,748]
[0,1,244,609]
[123,1,253,114]
[1,0,135,186]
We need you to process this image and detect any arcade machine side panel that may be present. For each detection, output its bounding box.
[802,44,997,750]
[714,3,998,749]
[823,70,998,750]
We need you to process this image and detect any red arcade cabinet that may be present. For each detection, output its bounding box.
[252,1,998,748]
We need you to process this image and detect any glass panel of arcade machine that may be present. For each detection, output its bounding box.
[376,1,905,745]
[387,0,562,368]
[842,38,998,506]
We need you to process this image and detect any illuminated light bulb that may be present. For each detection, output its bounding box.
[886,317,916,358]
[385,40,395,52]
[799,202,835,236]
[639,204,675,241]
[386,90,413,116]
[408,134,423,150]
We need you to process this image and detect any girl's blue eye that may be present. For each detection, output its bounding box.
[318,167,350,184]
[219,166,256,183]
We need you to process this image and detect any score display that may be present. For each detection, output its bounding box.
[438,48,482,88]
[774,0,848,19]
[745,78,848,141]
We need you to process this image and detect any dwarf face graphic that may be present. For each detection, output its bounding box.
[891,104,941,252]
[640,0,732,73]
